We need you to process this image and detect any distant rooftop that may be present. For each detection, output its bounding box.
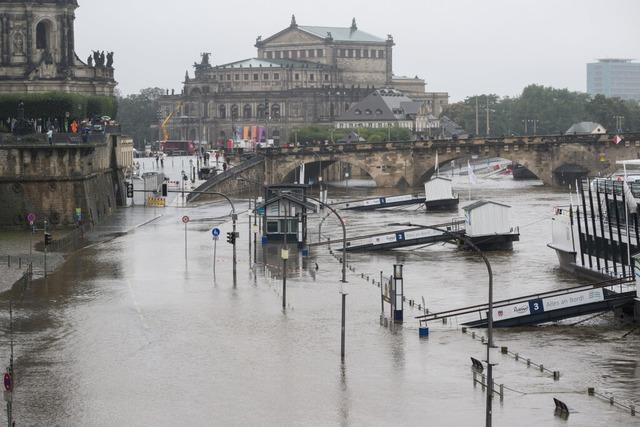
[215,58,331,70]
[595,58,635,63]
[298,25,385,43]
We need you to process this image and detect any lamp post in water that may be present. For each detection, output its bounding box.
[306,195,348,362]
[390,222,494,426]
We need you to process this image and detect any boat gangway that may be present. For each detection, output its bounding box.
[415,277,636,328]
[334,194,426,211]
[308,220,465,252]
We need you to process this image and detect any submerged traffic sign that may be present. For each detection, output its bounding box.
[212,228,221,237]
[26,213,36,225]
[3,372,12,392]
[182,216,190,224]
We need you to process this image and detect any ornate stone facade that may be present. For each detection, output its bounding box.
[160,16,447,145]
[0,0,116,95]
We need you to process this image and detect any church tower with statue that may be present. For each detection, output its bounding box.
[0,0,116,95]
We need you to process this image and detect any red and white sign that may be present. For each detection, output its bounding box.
[182,216,190,224]
[492,302,531,321]
[613,135,624,145]
[26,213,36,225]
[3,373,12,392]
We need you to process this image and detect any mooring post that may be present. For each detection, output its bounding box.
[380,271,384,315]
[393,264,404,323]
[282,248,288,310]
[341,292,347,362]
[499,384,504,402]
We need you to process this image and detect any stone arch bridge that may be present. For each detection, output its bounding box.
[263,133,640,187]
[191,133,640,202]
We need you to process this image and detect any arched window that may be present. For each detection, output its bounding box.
[257,104,265,119]
[36,21,51,50]
[231,104,239,120]
[243,104,252,119]
[189,129,197,141]
[219,105,226,119]
[271,104,281,119]
[184,104,190,116]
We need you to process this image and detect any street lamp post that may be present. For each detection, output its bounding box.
[310,152,324,200]
[522,119,539,136]
[306,195,347,283]
[614,115,624,133]
[392,222,494,426]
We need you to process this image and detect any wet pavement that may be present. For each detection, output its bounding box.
[0,173,639,426]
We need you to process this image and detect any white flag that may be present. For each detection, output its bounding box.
[435,151,439,176]
[468,161,478,185]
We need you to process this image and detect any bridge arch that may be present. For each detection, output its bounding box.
[270,156,386,187]
[413,150,548,186]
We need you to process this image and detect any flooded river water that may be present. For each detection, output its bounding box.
[1,159,638,426]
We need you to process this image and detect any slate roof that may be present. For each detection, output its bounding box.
[298,25,385,43]
[566,122,606,134]
[215,58,331,70]
[256,193,317,212]
[462,200,511,211]
[439,115,468,138]
[337,89,419,121]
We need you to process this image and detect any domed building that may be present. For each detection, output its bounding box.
[0,0,115,95]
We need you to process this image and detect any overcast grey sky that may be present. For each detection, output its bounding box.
[75,0,640,101]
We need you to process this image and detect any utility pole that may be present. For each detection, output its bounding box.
[282,203,288,310]
[475,97,480,136]
[614,115,624,133]
[6,301,14,427]
[485,97,491,137]
[43,220,48,279]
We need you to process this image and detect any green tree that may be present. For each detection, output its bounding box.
[117,87,165,149]
[443,84,640,136]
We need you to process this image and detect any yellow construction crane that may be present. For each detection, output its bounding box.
[160,102,183,143]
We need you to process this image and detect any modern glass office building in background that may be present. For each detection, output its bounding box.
[587,59,640,101]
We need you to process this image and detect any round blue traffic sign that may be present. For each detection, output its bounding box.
[212,228,221,237]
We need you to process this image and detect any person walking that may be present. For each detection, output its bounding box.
[47,128,53,145]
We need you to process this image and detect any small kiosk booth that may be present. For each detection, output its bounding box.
[258,185,316,244]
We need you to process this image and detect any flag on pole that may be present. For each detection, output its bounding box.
[613,135,624,145]
[468,161,478,185]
